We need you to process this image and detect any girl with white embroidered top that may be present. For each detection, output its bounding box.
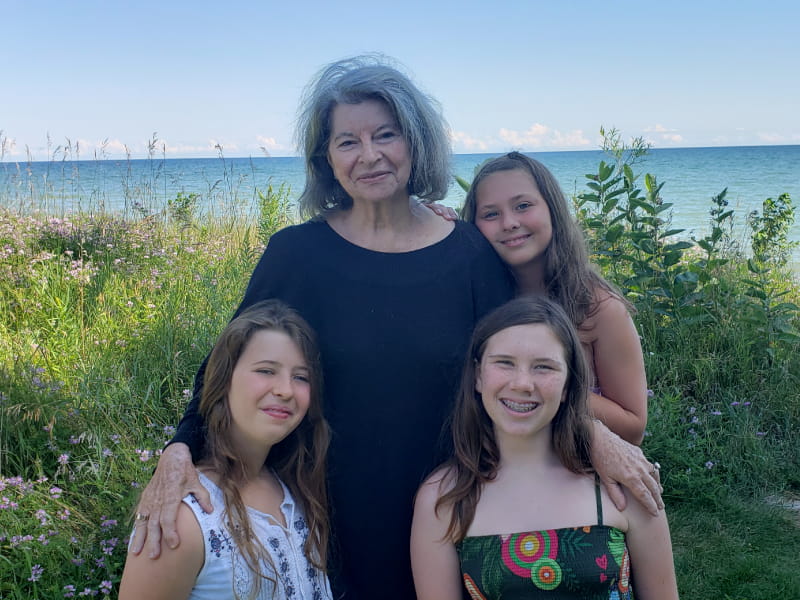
[411,297,678,599]
[120,300,331,600]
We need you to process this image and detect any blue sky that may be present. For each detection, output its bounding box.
[3,0,799,159]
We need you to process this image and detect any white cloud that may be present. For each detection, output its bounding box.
[644,124,676,133]
[451,131,490,152]
[254,135,289,156]
[498,124,590,149]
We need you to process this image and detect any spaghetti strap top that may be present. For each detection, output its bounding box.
[456,477,633,599]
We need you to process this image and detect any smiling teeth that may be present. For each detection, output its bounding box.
[501,399,538,413]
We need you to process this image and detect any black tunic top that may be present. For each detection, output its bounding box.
[174,219,513,599]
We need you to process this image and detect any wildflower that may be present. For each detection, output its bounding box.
[710,410,722,416]
[182,388,192,399]
[730,401,740,406]
[58,453,70,465]
[163,424,176,437]
[36,508,48,525]
[100,517,117,531]
[99,581,112,595]
[756,431,766,438]
[59,508,71,520]
[69,435,81,445]
[110,434,121,444]
[646,389,654,398]
[102,448,113,458]
[63,584,76,597]
[688,406,696,414]
[137,449,152,462]
[743,401,751,406]
[28,564,44,582]
[690,416,699,424]
[705,461,715,469]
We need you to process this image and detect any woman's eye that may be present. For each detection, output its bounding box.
[377,131,397,141]
[480,211,498,220]
[257,369,275,376]
[293,374,310,383]
[516,202,532,211]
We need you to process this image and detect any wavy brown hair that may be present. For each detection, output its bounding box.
[461,151,629,327]
[435,296,594,542]
[198,299,330,597]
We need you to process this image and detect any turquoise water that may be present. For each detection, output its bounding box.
[2,145,798,251]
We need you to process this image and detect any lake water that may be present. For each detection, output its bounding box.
[2,145,798,257]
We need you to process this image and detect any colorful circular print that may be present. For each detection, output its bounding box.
[501,531,559,577]
[531,557,562,590]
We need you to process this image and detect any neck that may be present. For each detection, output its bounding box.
[329,196,446,252]
[495,426,559,475]
[511,261,547,296]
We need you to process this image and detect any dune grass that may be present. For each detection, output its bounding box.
[0,140,798,598]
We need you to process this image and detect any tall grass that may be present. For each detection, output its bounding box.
[0,135,798,598]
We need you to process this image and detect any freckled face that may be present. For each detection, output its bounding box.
[474,169,553,271]
[227,329,311,451]
[327,99,412,205]
[476,323,568,441]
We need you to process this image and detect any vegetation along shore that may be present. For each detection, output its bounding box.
[0,132,798,598]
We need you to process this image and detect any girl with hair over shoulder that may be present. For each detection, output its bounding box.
[459,152,649,445]
[411,296,678,600]
[119,300,331,600]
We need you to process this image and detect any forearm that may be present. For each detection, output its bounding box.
[589,392,646,445]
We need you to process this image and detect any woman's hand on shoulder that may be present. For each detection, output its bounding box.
[128,443,212,559]
[590,421,663,516]
[588,293,648,444]
[119,501,204,599]
[421,201,459,221]
[411,468,463,600]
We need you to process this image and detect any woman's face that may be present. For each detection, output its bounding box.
[227,329,312,451]
[475,323,568,441]
[327,99,412,206]
[473,169,553,271]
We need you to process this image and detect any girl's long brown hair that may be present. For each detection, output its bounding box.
[436,296,594,542]
[199,299,330,597]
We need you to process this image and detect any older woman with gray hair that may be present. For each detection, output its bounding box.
[129,55,660,600]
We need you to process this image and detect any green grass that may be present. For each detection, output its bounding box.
[0,145,798,598]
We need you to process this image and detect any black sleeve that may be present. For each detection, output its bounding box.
[171,227,296,460]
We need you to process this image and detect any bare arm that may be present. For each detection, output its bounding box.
[119,501,204,599]
[587,295,648,445]
[128,443,213,558]
[591,420,663,516]
[410,475,463,600]
[624,495,679,599]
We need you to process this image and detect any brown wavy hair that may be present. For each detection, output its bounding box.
[461,151,628,327]
[198,299,330,597]
[435,296,594,542]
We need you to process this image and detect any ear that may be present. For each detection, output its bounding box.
[474,359,483,394]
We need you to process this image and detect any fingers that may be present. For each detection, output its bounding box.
[604,481,628,512]
[146,510,164,559]
[128,511,149,555]
[192,483,214,515]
